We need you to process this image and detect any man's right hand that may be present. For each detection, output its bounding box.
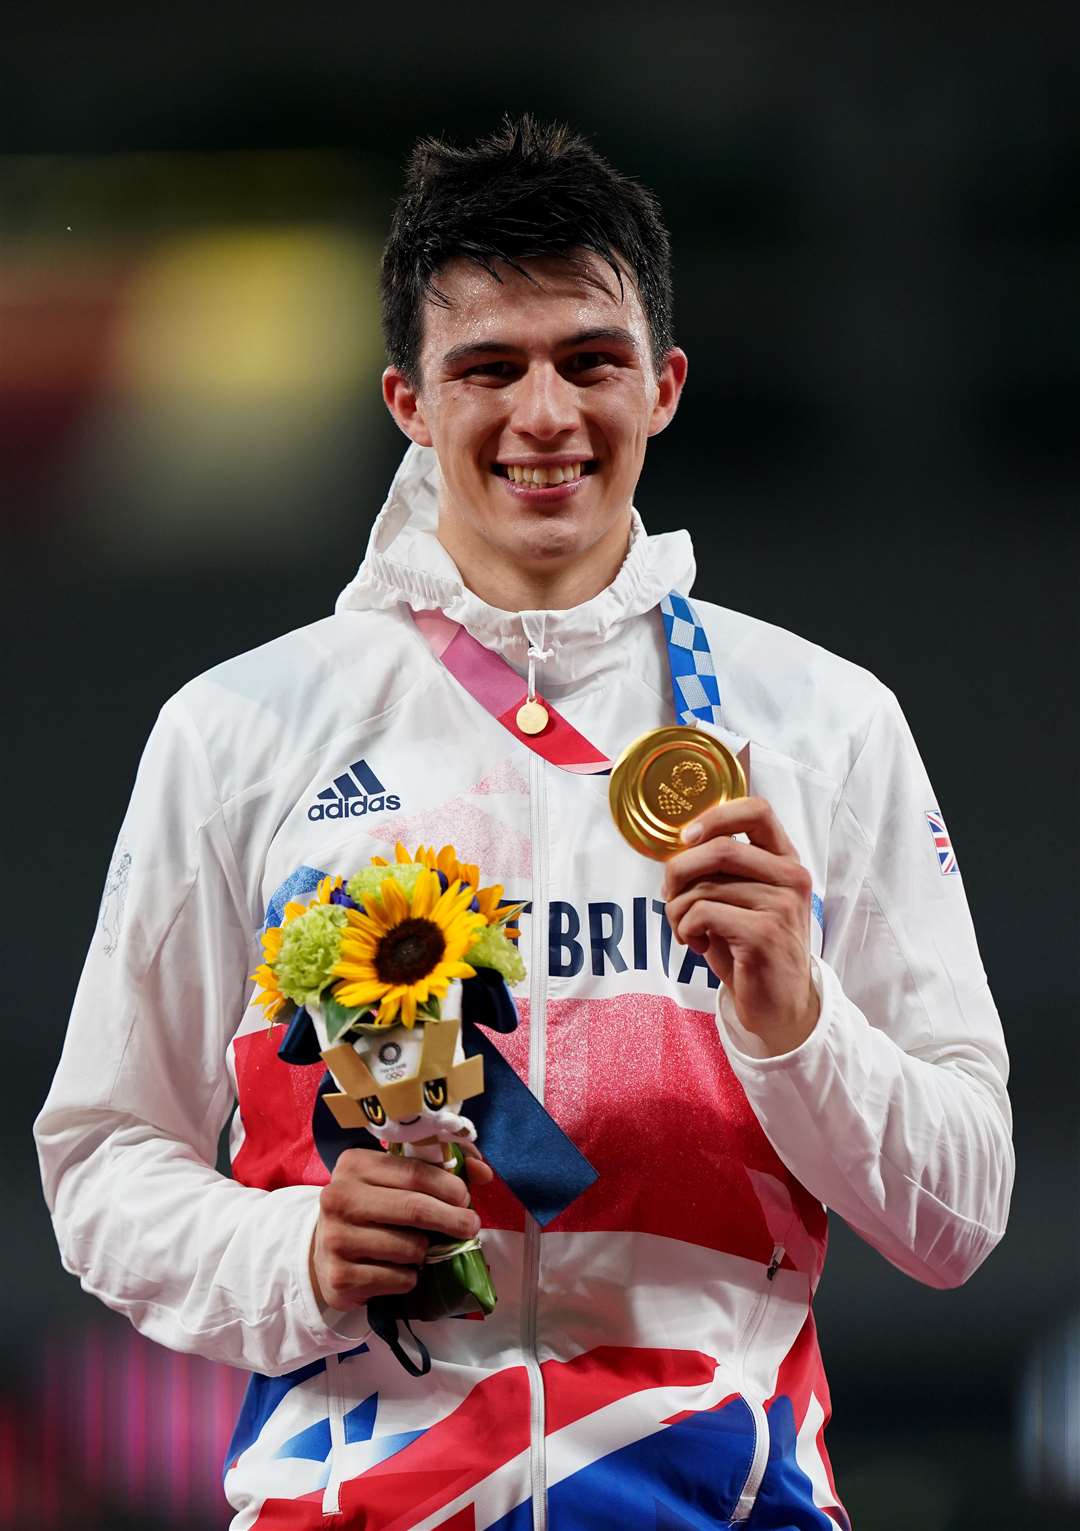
[310,1148,488,1311]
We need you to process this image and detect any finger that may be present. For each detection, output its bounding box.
[320,1261,420,1309]
[352,1183,481,1242]
[334,1148,471,1207]
[666,879,792,930]
[676,899,760,953]
[462,1155,495,1189]
[681,916,734,971]
[322,1223,430,1268]
[664,838,810,901]
[678,796,798,858]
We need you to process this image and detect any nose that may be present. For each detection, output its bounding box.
[509,361,579,442]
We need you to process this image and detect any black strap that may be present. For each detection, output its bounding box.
[365,1298,432,1378]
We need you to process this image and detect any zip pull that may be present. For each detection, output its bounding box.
[525,641,554,704]
[517,614,554,736]
[766,1244,784,1282]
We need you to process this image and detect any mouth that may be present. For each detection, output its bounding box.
[492,458,598,500]
[492,459,598,486]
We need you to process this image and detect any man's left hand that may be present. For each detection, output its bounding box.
[661,796,820,1056]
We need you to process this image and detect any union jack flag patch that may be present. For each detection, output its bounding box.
[926,810,959,875]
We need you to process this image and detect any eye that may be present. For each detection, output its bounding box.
[361,1096,387,1127]
[378,1042,402,1065]
[423,1078,448,1109]
[565,351,615,377]
[464,360,518,381]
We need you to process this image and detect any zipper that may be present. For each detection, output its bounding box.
[321,1352,347,1516]
[521,749,549,1531]
[730,1243,785,1523]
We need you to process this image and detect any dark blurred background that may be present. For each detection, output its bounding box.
[4,3,1079,1527]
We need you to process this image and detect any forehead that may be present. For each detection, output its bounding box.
[420,251,648,364]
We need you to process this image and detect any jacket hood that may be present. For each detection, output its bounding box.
[335,444,695,669]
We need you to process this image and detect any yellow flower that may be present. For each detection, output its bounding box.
[249,897,308,1024]
[379,842,523,935]
[331,868,485,1027]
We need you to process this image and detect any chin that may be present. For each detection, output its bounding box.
[512,523,593,567]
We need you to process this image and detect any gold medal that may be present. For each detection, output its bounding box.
[609,726,746,860]
[516,699,550,736]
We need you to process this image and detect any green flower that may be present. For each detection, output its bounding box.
[346,863,426,908]
[273,903,348,1006]
[466,922,526,985]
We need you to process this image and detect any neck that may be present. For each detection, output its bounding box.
[437,521,632,614]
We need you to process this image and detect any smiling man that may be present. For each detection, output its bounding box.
[382,252,685,612]
[36,118,1012,1530]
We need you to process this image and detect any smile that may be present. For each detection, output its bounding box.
[493,459,597,498]
[495,460,593,486]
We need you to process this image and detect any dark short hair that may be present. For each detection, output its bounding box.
[380,115,673,385]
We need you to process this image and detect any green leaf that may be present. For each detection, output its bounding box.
[321,992,368,1043]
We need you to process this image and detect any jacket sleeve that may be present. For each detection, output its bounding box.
[716,687,1013,1289]
[33,697,368,1375]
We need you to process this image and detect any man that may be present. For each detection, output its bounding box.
[36,118,1012,1529]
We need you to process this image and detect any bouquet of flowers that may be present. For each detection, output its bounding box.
[250,845,524,1355]
[251,842,524,1034]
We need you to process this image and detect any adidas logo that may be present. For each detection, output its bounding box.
[307,759,401,822]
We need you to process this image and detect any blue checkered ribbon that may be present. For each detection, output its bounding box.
[660,593,723,728]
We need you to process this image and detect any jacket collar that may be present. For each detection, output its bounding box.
[336,446,696,676]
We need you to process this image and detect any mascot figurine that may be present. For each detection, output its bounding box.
[310,978,497,1327]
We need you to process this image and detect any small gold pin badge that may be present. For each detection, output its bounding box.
[516,699,550,736]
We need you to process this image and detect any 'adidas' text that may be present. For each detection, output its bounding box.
[308,793,401,822]
[306,758,402,822]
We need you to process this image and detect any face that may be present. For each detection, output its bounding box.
[352,1023,477,1146]
[383,252,687,587]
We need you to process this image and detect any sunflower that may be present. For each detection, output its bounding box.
[375,843,523,937]
[250,900,305,1023]
[249,876,344,1023]
[331,868,485,1027]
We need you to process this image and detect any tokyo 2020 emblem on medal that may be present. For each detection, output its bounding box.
[608,726,746,860]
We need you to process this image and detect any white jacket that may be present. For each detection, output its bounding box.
[35,444,1012,1530]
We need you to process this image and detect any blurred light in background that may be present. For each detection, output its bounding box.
[115,228,377,400]
[0,1318,246,1528]
[1020,1312,1080,1501]
[1,153,383,569]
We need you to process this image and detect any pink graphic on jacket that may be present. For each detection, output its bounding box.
[367,800,533,882]
[467,757,530,798]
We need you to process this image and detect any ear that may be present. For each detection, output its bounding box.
[383,366,434,447]
[647,347,689,438]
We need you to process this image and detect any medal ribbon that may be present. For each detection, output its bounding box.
[411,590,721,775]
[408,600,825,935]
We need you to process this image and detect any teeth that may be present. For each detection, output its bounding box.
[506,462,585,485]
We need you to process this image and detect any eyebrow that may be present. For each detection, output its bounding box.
[440,327,641,370]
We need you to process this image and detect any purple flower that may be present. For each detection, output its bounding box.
[330,886,358,911]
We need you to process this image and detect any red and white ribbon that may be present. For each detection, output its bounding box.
[411,608,612,775]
